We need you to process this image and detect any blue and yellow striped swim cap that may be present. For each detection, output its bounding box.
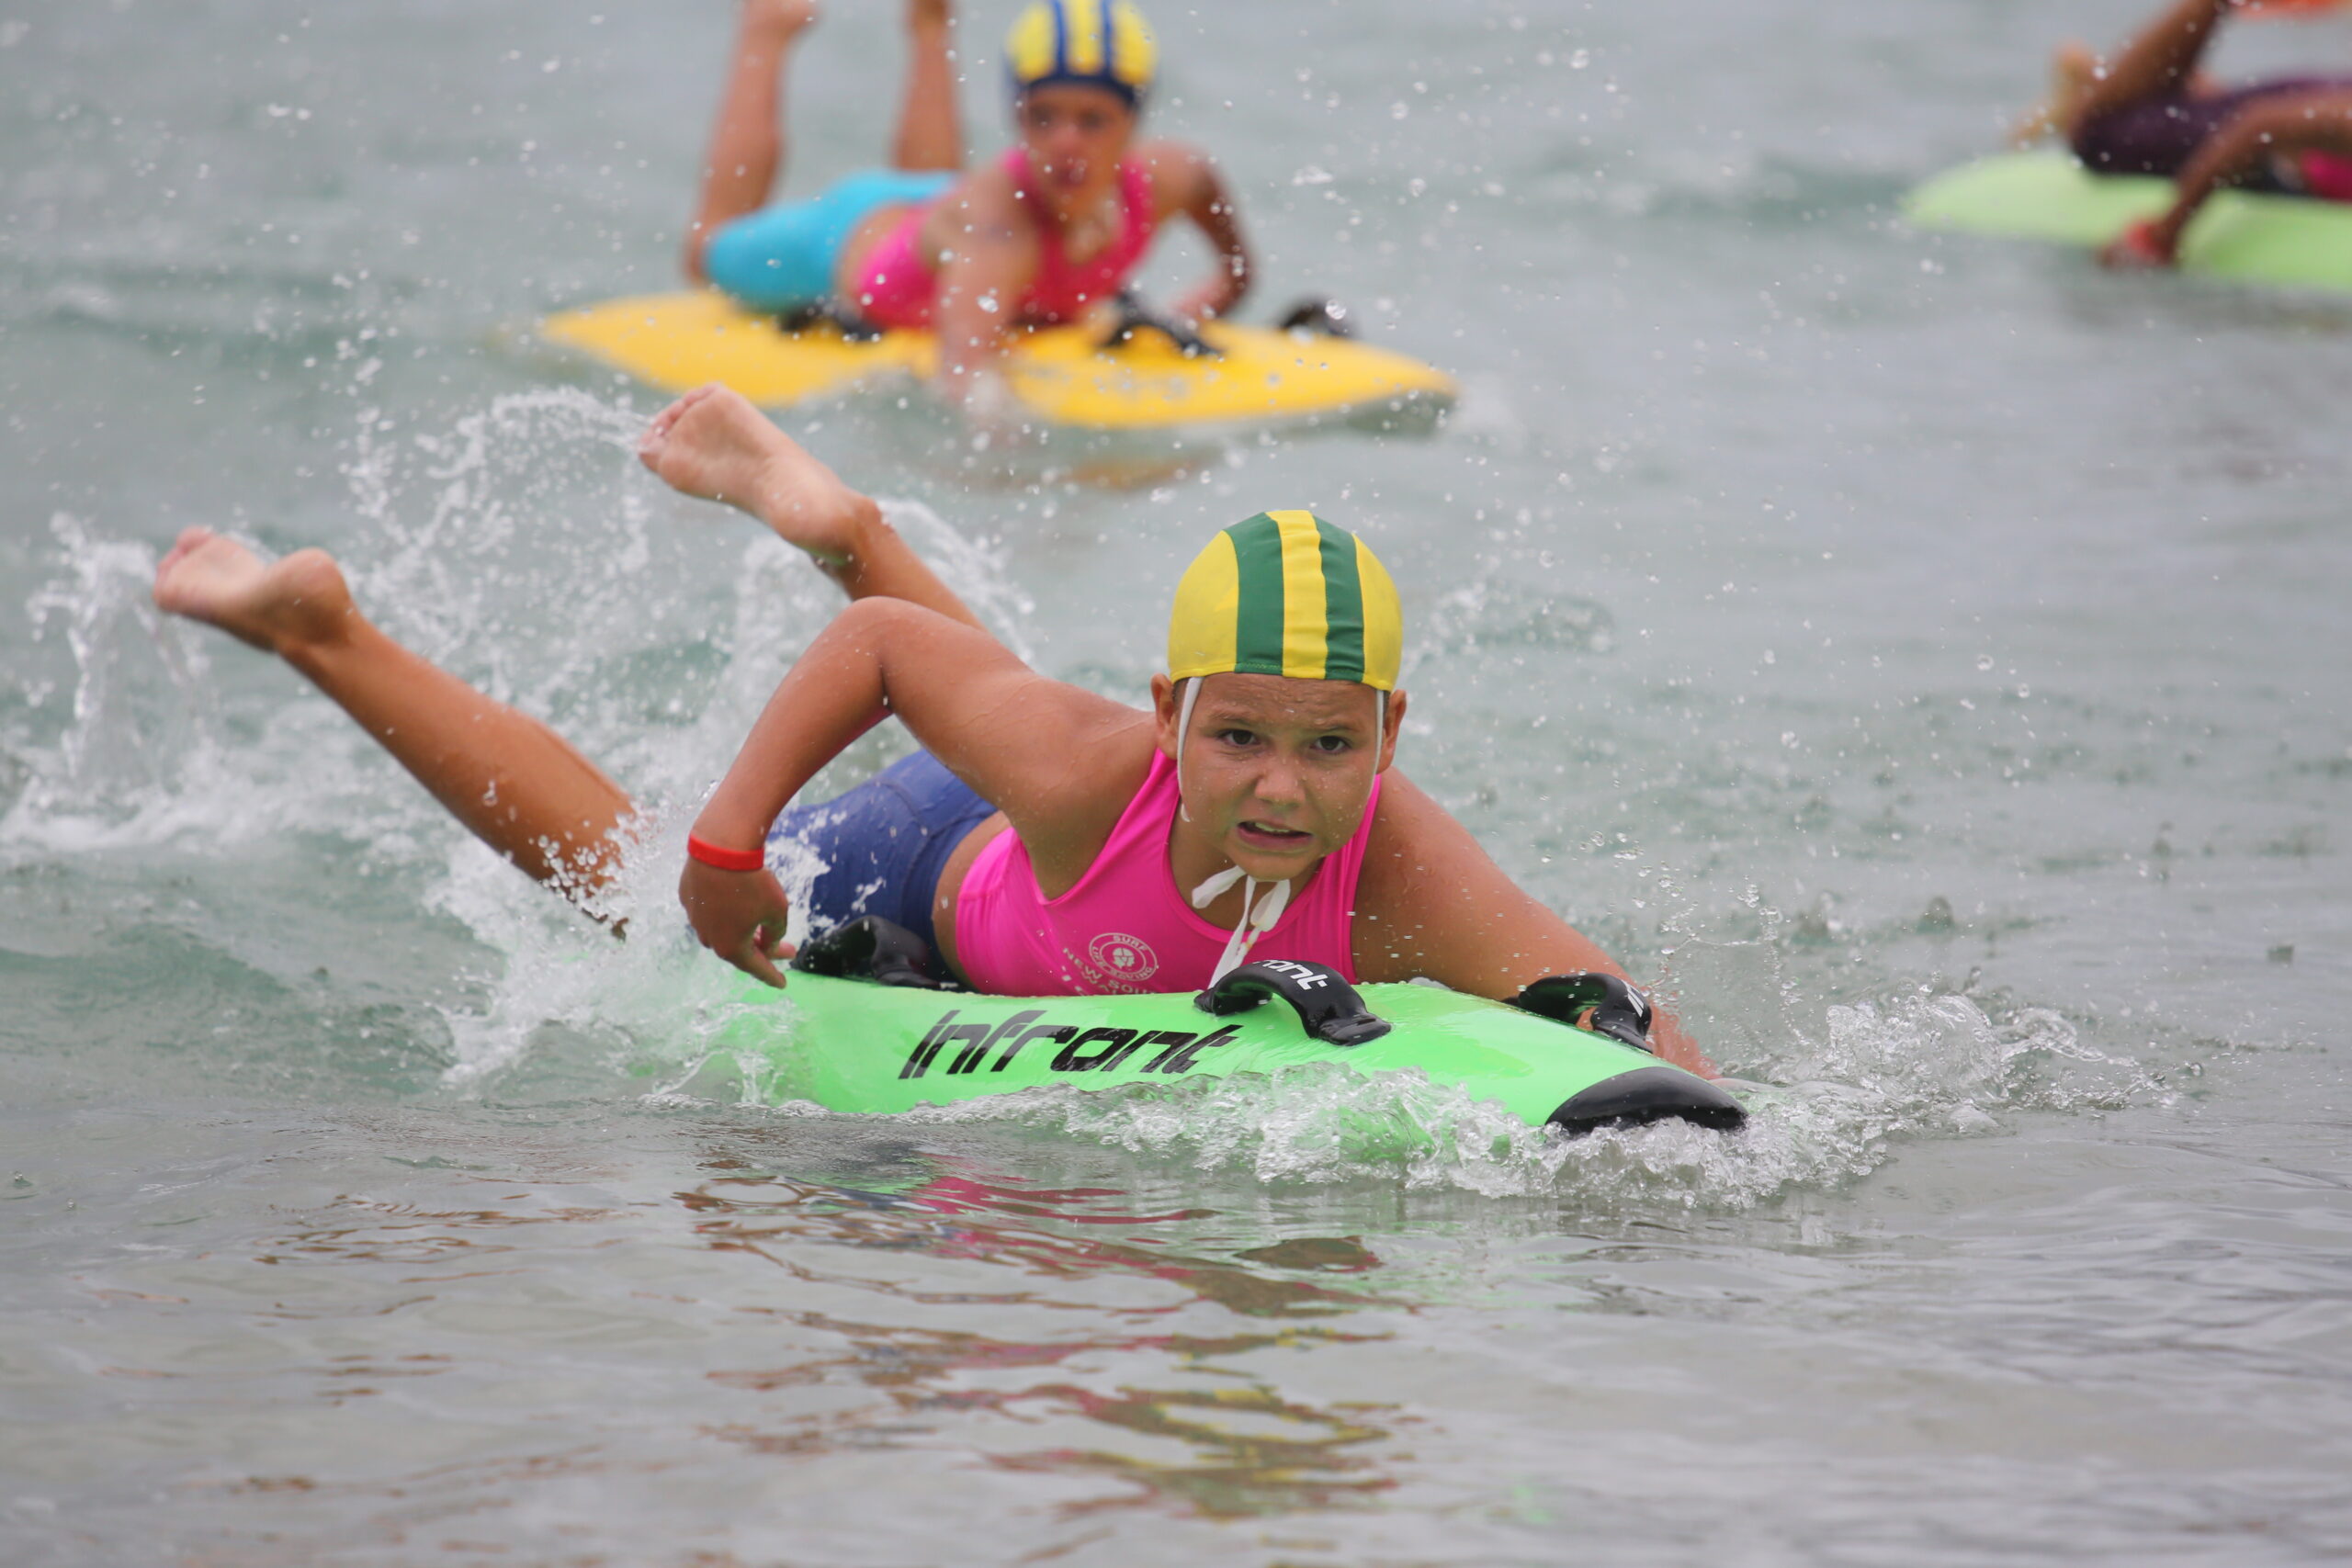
[1004,0,1158,108]
[1168,511,1404,691]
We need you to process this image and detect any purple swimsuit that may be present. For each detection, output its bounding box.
[2073,77,2352,191]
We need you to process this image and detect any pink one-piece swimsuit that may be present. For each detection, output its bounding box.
[851,148,1158,331]
[954,750,1380,997]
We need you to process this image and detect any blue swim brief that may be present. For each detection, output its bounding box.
[765,750,997,959]
[702,168,956,312]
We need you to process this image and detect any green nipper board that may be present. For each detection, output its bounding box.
[1905,151,2352,295]
[706,972,1742,1137]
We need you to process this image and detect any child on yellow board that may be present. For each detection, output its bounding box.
[684,0,1252,408]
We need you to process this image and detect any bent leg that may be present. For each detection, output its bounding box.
[686,0,822,285]
[2070,0,2233,139]
[639,385,987,630]
[2117,90,2352,262]
[153,532,635,906]
[890,0,964,173]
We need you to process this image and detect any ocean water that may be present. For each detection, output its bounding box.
[5,0,2350,1562]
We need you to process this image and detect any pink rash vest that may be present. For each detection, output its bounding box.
[954,750,1381,996]
[853,148,1158,331]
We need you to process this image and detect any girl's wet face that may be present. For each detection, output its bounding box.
[1015,84,1137,205]
[1155,673,1400,882]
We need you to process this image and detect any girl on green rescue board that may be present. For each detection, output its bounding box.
[150,385,1711,1075]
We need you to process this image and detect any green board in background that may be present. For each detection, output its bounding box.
[1905,150,2352,295]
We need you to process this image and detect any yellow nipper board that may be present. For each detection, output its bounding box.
[539,291,1456,432]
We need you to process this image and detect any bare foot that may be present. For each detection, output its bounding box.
[2048,42,2098,133]
[2099,216,2178,270]
[909,0,953,34]
[2012,40,2098,146]
[637,384,876,565]
[153,528,356,656]
[746,0,820,41]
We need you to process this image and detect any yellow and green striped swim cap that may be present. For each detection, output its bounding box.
[1004,0,1158,108]
[1167,511,1404,691]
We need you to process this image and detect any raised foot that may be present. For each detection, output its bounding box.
[2012,39,2099,147]
[2046,42,2098,135]
[153,528,355,655]
[637,383,875,566]
[908,0,954,33]
[744,0,820,40]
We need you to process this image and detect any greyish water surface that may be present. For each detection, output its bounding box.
[5,0,2350,1562]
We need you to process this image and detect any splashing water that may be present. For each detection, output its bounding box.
[644,969,2165,1211]
[1,390,1036,1089]
[1046,983,2160,1205]
[322,393,1036,1083]
[4,513,220,852]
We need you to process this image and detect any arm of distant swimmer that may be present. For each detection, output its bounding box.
[1148,143,1253,322]
[1351,772,1716,1077]
[684,599,1141,981]
[923,183,1045,407]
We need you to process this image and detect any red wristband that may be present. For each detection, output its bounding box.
[686,832,767,873]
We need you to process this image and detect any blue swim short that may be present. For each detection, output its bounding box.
[765,750,997,958]
[702,168,956,312]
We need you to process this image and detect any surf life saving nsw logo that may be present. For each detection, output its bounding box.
[1079,931,1159,990]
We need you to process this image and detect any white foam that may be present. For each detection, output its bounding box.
[661,983,2163,1209]
[2,392,1046,1089]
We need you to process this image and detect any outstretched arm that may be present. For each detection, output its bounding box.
[1352,773,1712,1075]
[681,597,1145,983]
[1145,143,1252,322]
[920,184,1044,408]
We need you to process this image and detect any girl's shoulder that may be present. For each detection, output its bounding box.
[1131,142,1223,216]
[1133,140,1214,181]
[962,152,1026,197]
[1351,770,1513,922]
[918,159,1047,257]
[928,156,1027,223]
[1133,139,1213,168]
[1358,766,1426,863]
[996,709,1165,887]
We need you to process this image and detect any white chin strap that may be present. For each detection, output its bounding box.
[1173,676,1387,984]
[1191,866,1290,984]
[1176,675,1203,823]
